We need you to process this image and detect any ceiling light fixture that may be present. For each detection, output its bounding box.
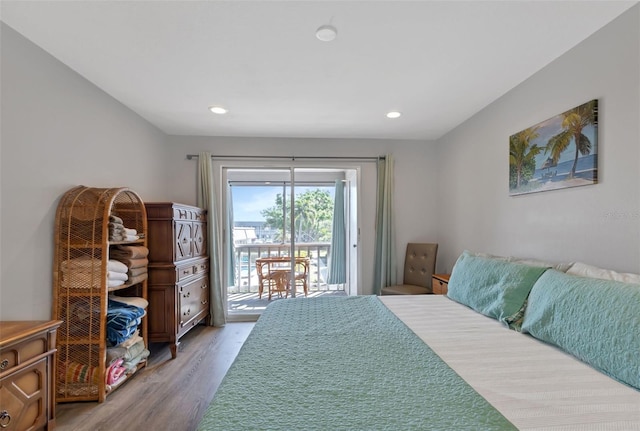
[316,24,337,42]
[208,106,228,115]
[386,111,402,119]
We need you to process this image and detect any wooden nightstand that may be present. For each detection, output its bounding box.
[432,274,450,295]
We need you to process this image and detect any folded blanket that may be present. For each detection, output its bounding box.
[105,358,127,385]
[63,361,101,385]
[106,338,146,365]
[122,348,150,372]
[107,299,145,330]
[107,323,139,346]
[110,245,149,259]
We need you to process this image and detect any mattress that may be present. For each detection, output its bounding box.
[380,295,640,430]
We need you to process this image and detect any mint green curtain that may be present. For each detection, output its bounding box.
[327,180,346,285]
[225,184,236,287]
[197,152,226,327]
[373,154,396,295]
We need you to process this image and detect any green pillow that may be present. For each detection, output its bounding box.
[522,270,640,390]
[447,251,548,325]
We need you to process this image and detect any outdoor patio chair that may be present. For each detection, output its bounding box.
[380,243,438,295]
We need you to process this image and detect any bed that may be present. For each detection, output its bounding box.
[198,253,640,430]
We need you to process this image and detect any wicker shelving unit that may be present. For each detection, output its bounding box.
[52,186,148,403]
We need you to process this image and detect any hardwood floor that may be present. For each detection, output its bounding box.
[55,322,254,431]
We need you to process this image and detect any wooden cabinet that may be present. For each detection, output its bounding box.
[145,203,210,359]
[432,274,450,295]
[0,320,62,431]
[52,186,149,403]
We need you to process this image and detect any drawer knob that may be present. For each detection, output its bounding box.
[193,265,198,273]
[183,291,191,298]
[201,300,208,305]
[183,269,189,275]
[184,309,191,316]
[201,284,207,290]
[0,410,11,428]
[0,359,8,370]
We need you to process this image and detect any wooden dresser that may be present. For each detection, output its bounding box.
[0,320,62,431]
[145,203,210,358]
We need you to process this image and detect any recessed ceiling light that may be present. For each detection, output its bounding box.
[316,24,337,42]
[386,111,401,119]
[208,106,228,115]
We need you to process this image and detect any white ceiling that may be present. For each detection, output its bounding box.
[1,1,637,140]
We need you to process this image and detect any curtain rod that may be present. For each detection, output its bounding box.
[186,154,385,161]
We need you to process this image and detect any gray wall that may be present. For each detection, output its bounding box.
[0,24,169,320]
[160,136,439,295]
[435,6,640,274]
[1,5,638,319]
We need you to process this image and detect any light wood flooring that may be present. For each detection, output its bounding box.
[55,322,254,431]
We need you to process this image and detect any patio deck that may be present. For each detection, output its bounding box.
[228,289,347,315]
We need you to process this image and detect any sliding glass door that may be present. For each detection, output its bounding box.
[222,166,356,320]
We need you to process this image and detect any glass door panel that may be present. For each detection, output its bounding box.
[224,166,354,320]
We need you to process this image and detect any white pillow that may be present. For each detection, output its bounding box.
[566,261,640,285]
[509,257,573,273]
[464,250,572,272]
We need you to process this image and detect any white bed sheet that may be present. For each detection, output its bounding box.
[380,295,640,431]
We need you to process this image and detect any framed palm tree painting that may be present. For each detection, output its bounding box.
[509,99,598,196]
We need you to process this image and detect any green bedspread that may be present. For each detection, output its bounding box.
[198,296,516,430]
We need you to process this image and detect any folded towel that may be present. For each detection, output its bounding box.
[124,227,137,236]
[125,234,139,242]
[110,245,149,259]
[61,258,128,273]
[109,215,123,224]
[128,266,147,278]
[109,259,128,273]
[127,273,148,286]
[109,295,148,310]
[118,257,148,269]
[108,279,125,288]
[108,271,128,282]
[116,331,141,349]
[109,233,127,242]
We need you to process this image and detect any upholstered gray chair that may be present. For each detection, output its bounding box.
[381,243,438,295]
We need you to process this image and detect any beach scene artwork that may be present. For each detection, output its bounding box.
[509,99,598,196]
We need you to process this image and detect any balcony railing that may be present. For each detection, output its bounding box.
[230,242,344,294]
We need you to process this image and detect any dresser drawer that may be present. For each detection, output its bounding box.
[0,333,48,375]
[178,276,209,336]
[176,258,209,283]
[0,357,47,431]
